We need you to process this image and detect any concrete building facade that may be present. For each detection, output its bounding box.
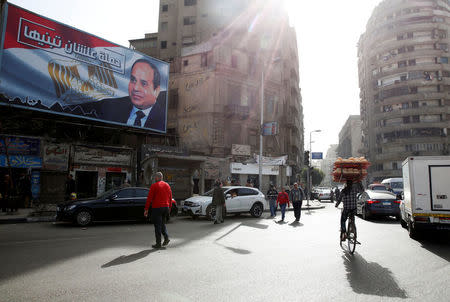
[320,144,338,187]
[358,0,450,182]
[130,0,304,192]
[337,115,363,159]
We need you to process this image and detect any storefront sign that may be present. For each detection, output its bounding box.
[74,146,131,166]
[231,144,251,156]
[43,143,69,171]
[31,170,40,199]
[0,155,42,168]
[254,154,287,165]
[230,163,279,175]
[0,136,40,155]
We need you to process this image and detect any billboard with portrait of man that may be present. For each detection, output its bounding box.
[0,3,169,133]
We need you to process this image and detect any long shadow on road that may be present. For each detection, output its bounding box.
[0,215,267,281]
[102,249,157,268]
[342,252,408,298]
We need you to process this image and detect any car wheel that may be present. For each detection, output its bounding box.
[250,203,263,218]
[408,219,419,239]
[362,207,370,220]
[400,217,407,228]
[75,209,92,226]
[205,205,216,221]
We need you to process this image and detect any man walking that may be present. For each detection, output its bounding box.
[144,172,172,249]
[266,184,278,217]
[289,183,305,222]
[212,179,225,224]
[276,187,290,222]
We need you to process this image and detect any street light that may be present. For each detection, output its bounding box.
[259,57,281,192]
[307,129,322,206]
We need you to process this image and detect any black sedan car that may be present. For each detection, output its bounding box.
[56,187,178,226]
[356,189,401,220]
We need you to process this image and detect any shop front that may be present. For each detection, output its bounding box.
[72,145,134,198]
[0,135,41,207]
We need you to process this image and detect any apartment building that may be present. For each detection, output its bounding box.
[358,0,450,182]
[130,0,304,192]
[338,115,363,159]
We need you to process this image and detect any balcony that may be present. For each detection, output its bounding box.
[224,104,250,120]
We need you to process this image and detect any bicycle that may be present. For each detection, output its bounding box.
[339,208,358,254]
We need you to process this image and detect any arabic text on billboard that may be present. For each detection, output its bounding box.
[0,4,169,133]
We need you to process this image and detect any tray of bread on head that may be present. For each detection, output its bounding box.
[332,157,370,183]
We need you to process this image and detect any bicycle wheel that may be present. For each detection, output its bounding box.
[347,221,357,254]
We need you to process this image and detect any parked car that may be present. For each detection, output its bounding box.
[182,186,265,220]
[56,187,178,226]
[356,189,401,220]
[317,188,332,201]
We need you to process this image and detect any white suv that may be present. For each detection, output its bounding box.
[182,186,266,220]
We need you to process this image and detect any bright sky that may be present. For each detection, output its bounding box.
[9,0,383,159]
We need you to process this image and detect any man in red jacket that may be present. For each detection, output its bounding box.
[144,172,172,248]
[276,187,290,222]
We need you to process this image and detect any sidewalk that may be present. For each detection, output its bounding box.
[0,204,57,224]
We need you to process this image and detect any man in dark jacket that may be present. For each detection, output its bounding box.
[289,183,305,222]
[266,184,278,217]
[211,179,225,224]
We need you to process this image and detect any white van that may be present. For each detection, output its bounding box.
[381,178,403,196]
[401,156,450,239]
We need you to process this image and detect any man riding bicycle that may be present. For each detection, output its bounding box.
[335,179,364,240]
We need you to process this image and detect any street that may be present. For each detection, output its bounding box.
[0,204,449,302]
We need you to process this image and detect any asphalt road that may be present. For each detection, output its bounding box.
[0,204,449,302]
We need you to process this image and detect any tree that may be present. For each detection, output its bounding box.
[301,167,325,186]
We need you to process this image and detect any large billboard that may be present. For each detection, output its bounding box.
[0,3,169,133]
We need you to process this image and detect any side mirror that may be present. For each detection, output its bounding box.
[226,194,231,199]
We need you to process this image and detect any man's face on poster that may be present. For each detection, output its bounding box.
[128,62,160,110]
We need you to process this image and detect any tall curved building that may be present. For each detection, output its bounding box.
[358,0,450,182]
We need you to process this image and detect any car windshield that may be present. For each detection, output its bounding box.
[391,182,403,189]
[202,188,226,196]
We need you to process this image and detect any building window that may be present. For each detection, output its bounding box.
[161,41,167,49]
[183,16,196,25]
[160,22,168,32]
[231,55,238,68]
[412,101,419,108]
[407,45,415,52]
[408,59,416,66]
[407,32,414,39]
[162,4,168,12]
[398,60,407,68]
[438,57,449,64]
[403,116,410,124]
[398,47,406,54]
[412,115,420,123]
[184,0,196,6]
[402,102,409,109]
[393,162,398,170]
[201,53,207,67]
[266,94,275,115]
[183,60,189,66]
[228,84,241,105]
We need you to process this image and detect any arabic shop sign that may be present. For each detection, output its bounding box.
[0,136,40,156]
[43,143,69,171]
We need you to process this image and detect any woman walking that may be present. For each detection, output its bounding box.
[276,187,290,222]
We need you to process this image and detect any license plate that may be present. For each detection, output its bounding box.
[383,202,391,206]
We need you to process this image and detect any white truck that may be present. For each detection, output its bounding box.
[400,156,450,238]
